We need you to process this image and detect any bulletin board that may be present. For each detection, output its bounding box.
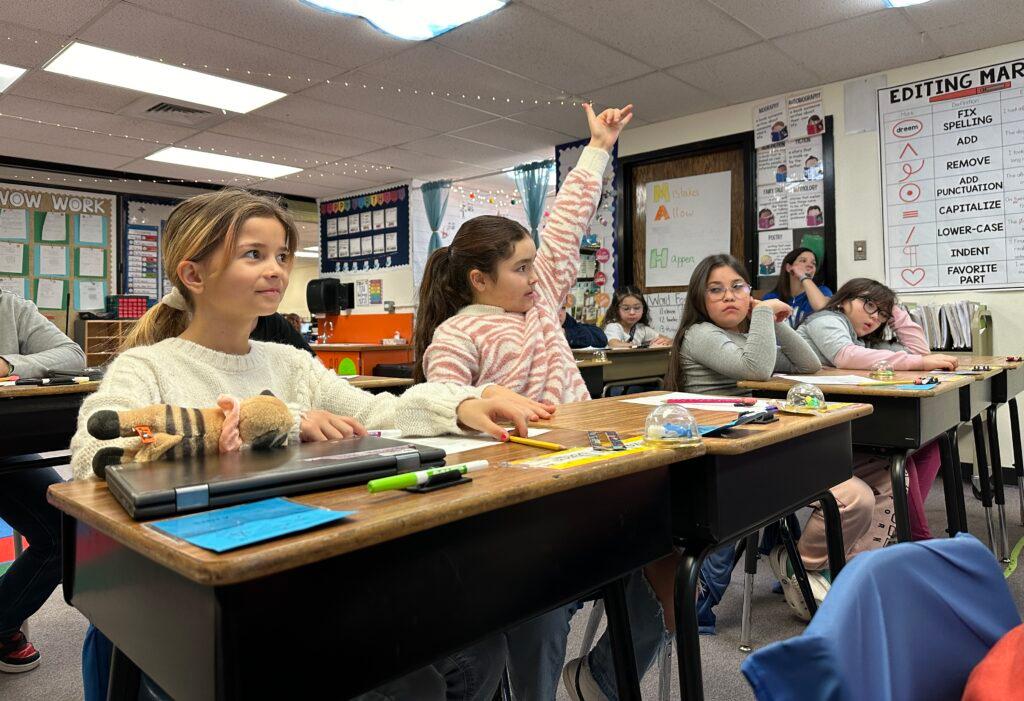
[119,196,179,303]
[0,182,116,331]
[319,185,410,274]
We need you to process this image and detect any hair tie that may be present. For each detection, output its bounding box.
[161,287,188,311]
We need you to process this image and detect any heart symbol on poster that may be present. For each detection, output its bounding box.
[901,268,926,286]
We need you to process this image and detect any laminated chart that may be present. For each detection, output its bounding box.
[880,58,1024,291]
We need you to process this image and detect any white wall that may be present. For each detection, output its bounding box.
[619,39,1024,466]
[279,258,318,317]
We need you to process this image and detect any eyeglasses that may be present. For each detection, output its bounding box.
[619,305,644,313]
[706,282,751,301]
[857,297,890,321]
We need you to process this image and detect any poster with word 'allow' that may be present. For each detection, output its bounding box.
[880,58,1024,292]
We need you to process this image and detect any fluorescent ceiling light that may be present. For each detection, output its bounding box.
[0,63,26,93]
[302,0,505,40]
[883,0,932,7]
[302,246,320,251]
[43,42,285,113]
[146,147,302,178]
[294,251,319,258]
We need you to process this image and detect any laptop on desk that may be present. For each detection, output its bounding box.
[106,436,446,520]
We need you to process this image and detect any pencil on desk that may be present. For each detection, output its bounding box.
[506,435,567,451]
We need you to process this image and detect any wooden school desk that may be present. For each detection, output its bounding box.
[738,369,971,543]
[48,429,704,701]
[576,357,612,398]
[573,347,671,394]
[532,392,871,701]
[344,374,414,393]
[312,342,413,377]
[0,381,98,460]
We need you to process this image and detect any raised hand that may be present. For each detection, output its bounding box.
[585,102,634,152]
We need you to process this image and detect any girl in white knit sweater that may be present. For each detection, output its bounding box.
[72,189,548,701]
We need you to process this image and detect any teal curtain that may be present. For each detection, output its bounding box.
[514,159,553,247]
[421,180,452,253]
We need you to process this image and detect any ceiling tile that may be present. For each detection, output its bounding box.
[401,134,517,168]
[303,168,382,191]
[0,23,71,68]
[0,1,111,37]
[0,135,134,170]
[177,132,337,171]
[905,0,1024,58]
[587,72,726,123]
[6,71,141,113]
[669,42,820,104]
[434,4,649,93]
[706,0,883,39]
[925,20,1024,59]
[300,70,502,132]
[247,176,340,199]
[125,0,412,70]
[449,118,571,154]
[120,158,267,187]
[521,0,760,68]
[358,147,489,180]
[0,116,161,158]
[772,12,943,85]
[254,95,436,146]
[77,3,340,94]
[207,115,384,159]
[358,42,565,117]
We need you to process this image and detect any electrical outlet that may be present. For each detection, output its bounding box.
[853,240,867,261]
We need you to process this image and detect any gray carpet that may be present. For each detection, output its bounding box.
[3,474,1023,701]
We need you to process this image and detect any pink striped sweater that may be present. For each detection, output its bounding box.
[422,147,609,404]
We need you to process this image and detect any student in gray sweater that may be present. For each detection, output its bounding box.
[0,291,85,672]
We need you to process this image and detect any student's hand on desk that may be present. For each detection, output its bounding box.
[0,358,9,376]
[456,399,535,441]
[649,337,671,348]
[300,410,367,441]
[921,354,959,371]
[753,298,793,323]
[585,102,634,152]
[481,384,556,420]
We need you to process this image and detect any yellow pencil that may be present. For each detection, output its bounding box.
[507,435,567,451]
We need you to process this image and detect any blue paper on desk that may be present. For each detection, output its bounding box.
[149,497,355,553]
[894,383,938,391]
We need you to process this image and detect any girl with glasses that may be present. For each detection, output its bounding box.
[602,286,671,349]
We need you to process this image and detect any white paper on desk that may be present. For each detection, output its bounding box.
[0,242,24,273]
[574,346,610,351]
[776,374,885,386]
[621,392,773,412]
[38,245,68,276]
[401,428,550,455]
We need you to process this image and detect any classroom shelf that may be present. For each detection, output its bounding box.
[75,319,135,367]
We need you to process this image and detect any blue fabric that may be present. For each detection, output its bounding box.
[513,160,553,247]
[763,285,833,328]
[421,180,451,254]
[562,312,608,349]
[741,534,1020,701]
[697,545,736,634]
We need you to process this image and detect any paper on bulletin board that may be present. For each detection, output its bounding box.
[337,239,349,258]
[0,276,28,298]
[758,229,793,277]
[385,232,398,252]
[35,277,66,310]
[0,242,26,274]
[645,291,686,338]
[788,90,825,138]
[754,95,789,148]
[756,143,789,184]
[373,234,385,253]
[348,216,358,234]
[76,247,106,278]
[644,171,731,287]
[385,207,398,227]
[786,181,825,228]
[74,280,107,310]
[0,209,27,241]
[355,279,369,306]
[372,209,385,230]
[36,245,69,277]
[360,212,372,231]
[77,214,107,245]
[786,137,823,181]
[38,212,68,243]
[757,185,789,230]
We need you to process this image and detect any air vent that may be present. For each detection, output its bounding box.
[120,96,225,128]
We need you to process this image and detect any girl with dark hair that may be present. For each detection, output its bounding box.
[762,247,832,328]
[602,286,670,348]
[797,277,958,548]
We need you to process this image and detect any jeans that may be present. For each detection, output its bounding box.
[84,625,507,701]
[506,569,666,700]
[0,460,63,637]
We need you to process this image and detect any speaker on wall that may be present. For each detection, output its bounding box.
[307,278,354,315]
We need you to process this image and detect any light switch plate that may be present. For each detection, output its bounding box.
[853,240,867,261]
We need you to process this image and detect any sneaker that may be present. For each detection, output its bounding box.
[562,655,610,701]
[0,631,41,673]
[767,545,831,622]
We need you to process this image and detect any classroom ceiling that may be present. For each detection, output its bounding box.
[0,0,1020,209]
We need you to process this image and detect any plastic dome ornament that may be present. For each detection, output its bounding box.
[644,404,701,446]
[869,360,895,380]
[785,383,826,412]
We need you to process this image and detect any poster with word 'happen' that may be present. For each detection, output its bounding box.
[880,58,1024,292]
[645,172,731,287]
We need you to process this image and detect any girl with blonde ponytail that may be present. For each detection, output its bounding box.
[73,188,546,701]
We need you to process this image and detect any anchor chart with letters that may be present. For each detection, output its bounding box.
[879,58,1024,291]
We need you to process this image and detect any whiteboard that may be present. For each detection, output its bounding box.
[879,57,1024,292]
[645,171,731,287]
[646,291,686,338]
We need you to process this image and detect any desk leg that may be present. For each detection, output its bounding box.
[602,576,642,701]
[107,646,141,701]
[938,430,965,537]
[949,428,969,533]
[986,406,1010,562]
[817,491,847,578]
[780,516,817,617]
[674,541,712,701]
[972,415,997,553]
[738,532,758,653]
[890,452,912,543]
[1010,398,1024,526]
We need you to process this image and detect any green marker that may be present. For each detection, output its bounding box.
[367,460,489,493]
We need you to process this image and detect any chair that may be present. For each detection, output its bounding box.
[741,534,1020,701]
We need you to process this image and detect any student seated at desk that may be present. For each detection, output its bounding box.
[0,290,85,672]
[602,286,670,349]
[417,103,666,701]
[663,254,822,632]
[559,305,608,349]
[798,279,959,545]
[70,189,545,701]
[250,312,314,355]
[761,247,832,328]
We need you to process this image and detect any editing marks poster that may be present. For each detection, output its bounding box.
[880,58,1024,291]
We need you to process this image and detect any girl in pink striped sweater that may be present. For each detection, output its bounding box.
[414,104,630,407]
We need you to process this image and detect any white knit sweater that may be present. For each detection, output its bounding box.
[69,337,483,480]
